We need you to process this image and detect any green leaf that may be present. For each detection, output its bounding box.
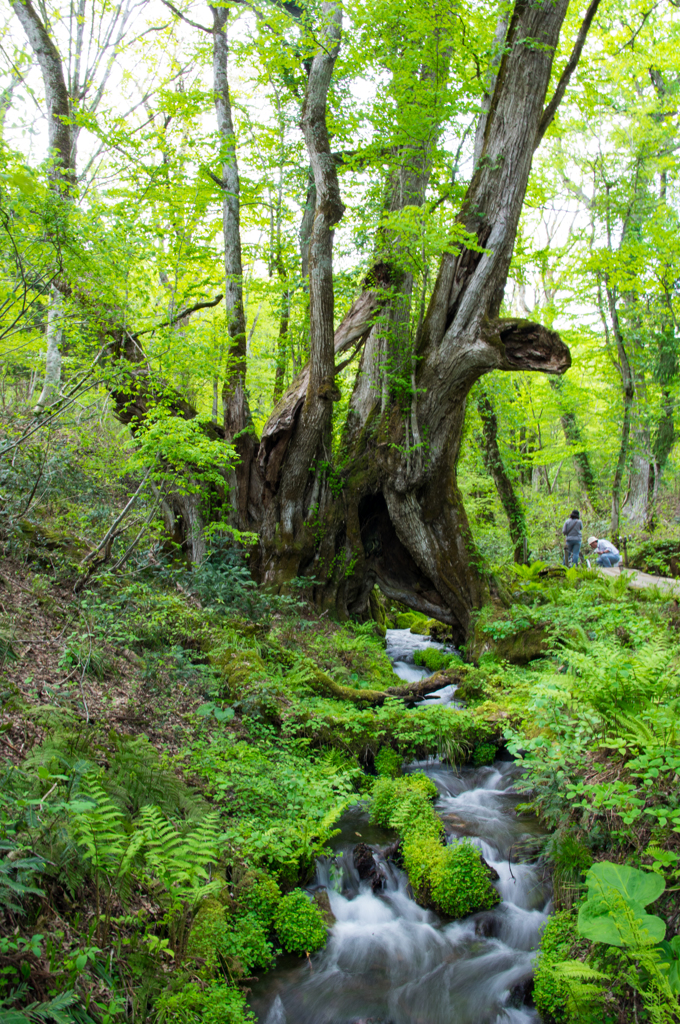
[578,894,666,947]
[656,938,680,994]
[586,862,665,907]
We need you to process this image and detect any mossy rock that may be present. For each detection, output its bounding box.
[467,610,550,666]
[210,648,267,694]
[494,626,549,665]
[409,618,431,636]
[396,612,417,629]
[17,519,88,562]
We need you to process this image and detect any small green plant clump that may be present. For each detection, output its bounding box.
[370,775,499,919]
[471,742,497,766]
[374,747,402,777]
[413,647,458,672]
[272,889,328,955]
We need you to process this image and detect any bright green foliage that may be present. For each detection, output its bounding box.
[272,889,327,956]
[370,775,498,918]
[188,901,276,975]
[234,873,282,928]
[413,648,457,672]
[655,936,680,995]
[154,981,255,1024]
[533,912,581,1023]
[429,838,500,919]
[472,743,497,766]
[374,747,402,778]
[577,862,666,948]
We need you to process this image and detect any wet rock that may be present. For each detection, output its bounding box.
[313,889,335,925]
[508,972,534,1006]
[481,856,500,882]
[382,838,403,866]
[353,843,383,891]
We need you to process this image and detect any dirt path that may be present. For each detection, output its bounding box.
[599,565,680,595]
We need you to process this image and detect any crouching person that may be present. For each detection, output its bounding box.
[588,535,621,568]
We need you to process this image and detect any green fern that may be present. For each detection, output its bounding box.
[551,959,608,1013]
[138,805,220,899]
[0,990,97,1024]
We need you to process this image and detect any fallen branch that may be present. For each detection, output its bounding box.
[307,666,463,706]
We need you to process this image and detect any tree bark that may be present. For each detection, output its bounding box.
[210,3,258,531]
[12,0,76,414]
[258,1,344,563]
[11,0,75,189]
[476,389,528,563]
[606,285,635,537]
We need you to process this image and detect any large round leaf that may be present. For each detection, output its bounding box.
[586,862,665,907]
[578,895,666,948]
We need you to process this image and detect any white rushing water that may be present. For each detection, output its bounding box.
[385,626,459,706]
[249,630,550,1024]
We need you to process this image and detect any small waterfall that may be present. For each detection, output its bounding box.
[250,629,549,1024]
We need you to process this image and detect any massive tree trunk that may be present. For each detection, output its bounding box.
[254,0,575,644]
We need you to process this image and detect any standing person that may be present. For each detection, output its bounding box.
[588,536,621,568]
[562,510,582,567]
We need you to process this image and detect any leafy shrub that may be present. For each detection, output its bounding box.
[413,648,457,672]
[154,981,255,1024]
[188,901,276,975]
[533,911,580,1023]
[374,747,402,778]
[273,889,327,955]
[472,742,497,766]
[234,872,282,928]
[429,838,500,918]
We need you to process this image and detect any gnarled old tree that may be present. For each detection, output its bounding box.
[102,0,599,644]
[250,0,600,643]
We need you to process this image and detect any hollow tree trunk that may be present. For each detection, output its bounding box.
[256,0,577,644]
[476,389,528,563]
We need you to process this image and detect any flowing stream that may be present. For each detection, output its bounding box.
[250,629,550,1024]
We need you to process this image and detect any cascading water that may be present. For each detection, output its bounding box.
[249,629,550,1024]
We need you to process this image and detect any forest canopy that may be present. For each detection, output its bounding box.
[1,0,680,632]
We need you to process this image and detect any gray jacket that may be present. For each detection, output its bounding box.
[563,518,582,540]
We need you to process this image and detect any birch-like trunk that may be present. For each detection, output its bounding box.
[210,3,258,530]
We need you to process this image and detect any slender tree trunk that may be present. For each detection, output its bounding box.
[476,389,528,563]
[210,3,258,531]
[12,0,76,414]
[260,1,343,564]
[606,285,635,537]
[548,376,599,510]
